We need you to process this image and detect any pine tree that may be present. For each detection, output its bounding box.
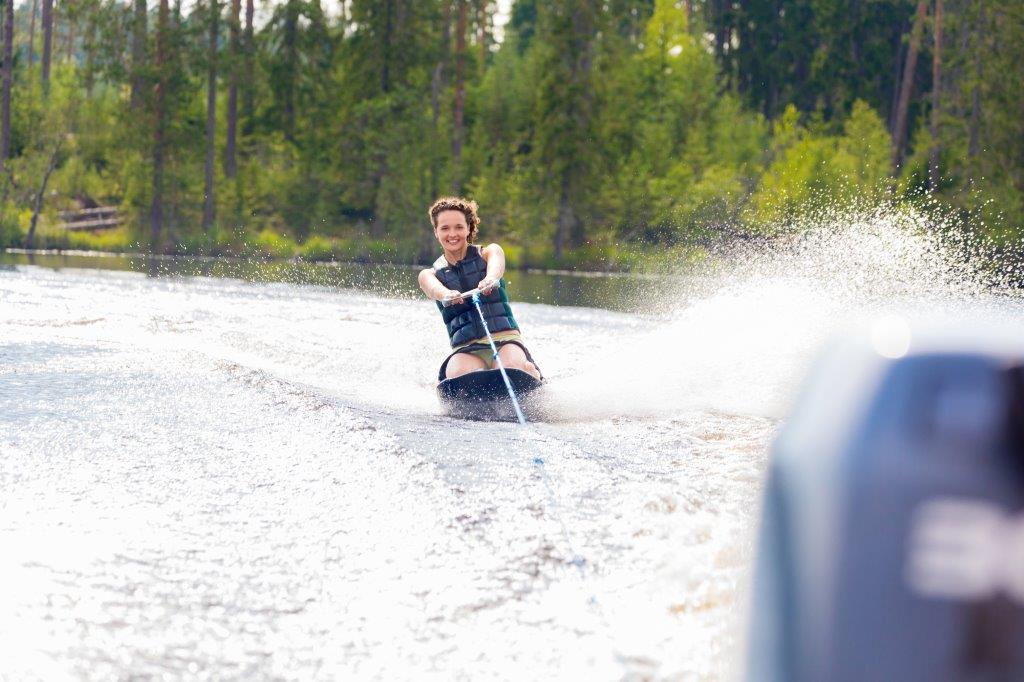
[452,0,467,192]
[242,0,254,135]
[224,0,240,179]
[203,0,219,232]
[929,0,944,190]
[1,0,12,170]
[130,0,146,109]
[532,0,600,257]
[150,0,170,248]
[892,0,929,173]
[41,0,52,91]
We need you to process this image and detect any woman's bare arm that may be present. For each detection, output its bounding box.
[479,243,505,293]
[419,268,462,303]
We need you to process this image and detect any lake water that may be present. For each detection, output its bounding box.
[2,213,1022,680]
[0,250,676,311]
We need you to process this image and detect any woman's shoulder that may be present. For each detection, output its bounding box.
[478,243,502,258]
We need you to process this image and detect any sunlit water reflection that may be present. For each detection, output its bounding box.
[2,212,1022,680]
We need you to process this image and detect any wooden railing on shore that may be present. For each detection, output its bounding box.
[60,206,123,231]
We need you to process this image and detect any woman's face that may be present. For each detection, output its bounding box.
[434,210,470,258]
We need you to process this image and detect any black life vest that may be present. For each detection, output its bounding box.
[433,245,518,347]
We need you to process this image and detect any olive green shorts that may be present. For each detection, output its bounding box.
[454,330,522,365]
[438,332,541,381]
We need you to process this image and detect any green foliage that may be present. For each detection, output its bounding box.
[832,100,893,200]
[929,0,1024,245]
[0,207,22,249]
[709,0,916,123]
[299,235,337,261]
[250,228,297,259]
[0,0,1019,268]
[747,101,893,230]
[174,228,242,257]
[594,0,766,243]
[65,227,134,252]
[746,106,836,229]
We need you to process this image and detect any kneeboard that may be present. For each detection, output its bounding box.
[437,368,543,421]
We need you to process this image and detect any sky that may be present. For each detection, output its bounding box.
[13,0,517,44]
[494,0,512,42]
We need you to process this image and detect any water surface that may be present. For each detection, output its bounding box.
[3,215,1022,680]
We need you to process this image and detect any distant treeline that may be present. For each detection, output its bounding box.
[0,0,1020,269]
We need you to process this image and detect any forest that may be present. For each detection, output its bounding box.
[0,0,1020,270]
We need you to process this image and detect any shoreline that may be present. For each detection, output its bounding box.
[2,247,666,280]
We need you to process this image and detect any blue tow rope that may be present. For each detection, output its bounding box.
[471,291,588,577]
[469,291,621,667]
[470,292,528,425]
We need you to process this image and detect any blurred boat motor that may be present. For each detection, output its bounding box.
[746,319,1024,682]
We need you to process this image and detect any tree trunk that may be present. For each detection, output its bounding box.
[130,0,146,109]
[968,0,983,159]
[41,0,52,91]
[243,0,254,135]
[224,0,239,178]
[84,11,97,96]
[452,0,467,193]
[430,0,452,200]
[550,1,595,258]
[928,0,943,190]
[477,0,487,72]
[27,140,62,251]
[28,0,36,66]
[713,0,725,59]
[381,0,393,93]
[568,2,593,250]
[281,0,298,140]
[151,0,170,250]
[851,0,863,80]
[888,17,907,130]
[2,0,13,171]
[555,175,576,261]
[65,8,74,62]
[713,0,730,74]
[891,0,928,174]
[203,0,218,232]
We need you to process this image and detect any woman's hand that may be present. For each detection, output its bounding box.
[478,277,498,295]
[442,289,465,306]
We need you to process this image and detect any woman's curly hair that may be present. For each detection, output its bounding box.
[429,196,481,243]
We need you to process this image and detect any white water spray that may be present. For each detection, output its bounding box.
[541,204,1023,421]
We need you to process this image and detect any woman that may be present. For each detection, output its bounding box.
[418,196,541,381]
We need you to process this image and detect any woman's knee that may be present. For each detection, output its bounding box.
[519,360,540,379]
[446,352,486,378]
[498,345,540,379]
[498,344,526,365]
